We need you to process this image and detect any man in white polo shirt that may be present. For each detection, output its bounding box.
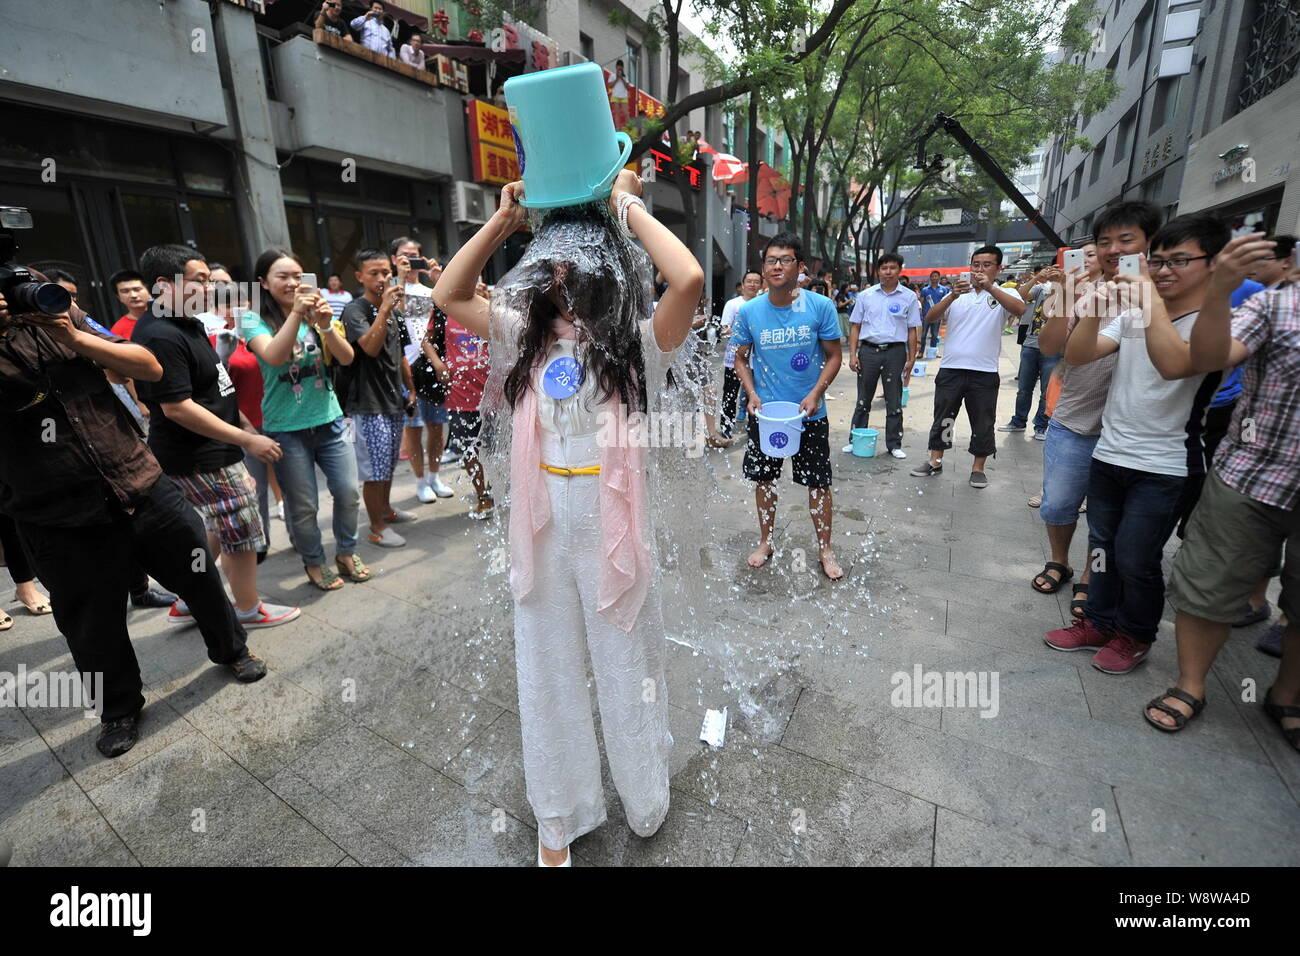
[842,252,920,459]
[910,245,1028,488]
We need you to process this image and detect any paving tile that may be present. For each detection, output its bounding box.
[933,808,1100,866]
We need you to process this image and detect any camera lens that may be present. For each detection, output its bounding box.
[9,280,71,315]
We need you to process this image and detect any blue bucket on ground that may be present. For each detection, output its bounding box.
[901,386,910,408]
[912,360,928,377]
[504,63,634,209]
[851,427,878,458]
[924,345,938,359]
[754,401,804,457]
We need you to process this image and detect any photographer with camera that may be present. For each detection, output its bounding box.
[0,225,267,759]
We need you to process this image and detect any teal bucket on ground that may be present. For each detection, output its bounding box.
[912,360,928,377]
[851,427,878,458]
[755,401,805,457]
[924,345,938,359]
[504,63,634,209]
[901,386,910,407]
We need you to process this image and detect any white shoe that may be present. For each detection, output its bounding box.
[416,481,437,504]
[439,450,460,465]
[387,508,418,524]
[430,475,454,498]
[368,527,406,548]
[889,448,907,459]
[841,443,855,453]
[537,841,572,867]
[275,501,285,521]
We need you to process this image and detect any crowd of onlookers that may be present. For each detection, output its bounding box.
[315,1,431,70]
[0,231,491,757]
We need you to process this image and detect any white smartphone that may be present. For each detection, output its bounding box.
[1062,249,1084,272]
[300,272,318,292]
[960,271,971,286]
[1118,254,1141,277]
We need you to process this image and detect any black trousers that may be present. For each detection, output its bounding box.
[851,342,907,450]
[927,367,1000,459]
[0,510,35,585]
[720,366,742,438]
[18,476,247,721]
[1176,400,1236,539]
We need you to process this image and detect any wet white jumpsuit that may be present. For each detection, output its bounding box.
[515,322,675,851]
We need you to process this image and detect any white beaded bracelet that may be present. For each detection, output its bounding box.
[616,193,646,238]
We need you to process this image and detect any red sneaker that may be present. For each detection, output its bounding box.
[1092,633,1150,674]
[1044,618,1109,652]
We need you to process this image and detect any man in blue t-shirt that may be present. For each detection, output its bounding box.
[732,232,844,580]
[917,270,950,351]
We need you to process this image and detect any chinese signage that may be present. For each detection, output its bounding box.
[489,16,559,72]
[1140,133,1175,176]
[637,148,703,190]
[468,100,520,185]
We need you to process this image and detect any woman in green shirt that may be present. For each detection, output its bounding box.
[242,248,369,591]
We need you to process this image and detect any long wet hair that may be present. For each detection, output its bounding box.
[500,202,649,413]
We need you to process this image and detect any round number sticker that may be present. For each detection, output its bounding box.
[769,431,788,449]
[542,356,583,399]
[889,302,901,314]
[790,352,811,372]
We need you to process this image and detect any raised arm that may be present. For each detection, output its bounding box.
[432,184,526,341]
[13,308,163,382]
[614,171,703,351]
[1188,234,1273,375]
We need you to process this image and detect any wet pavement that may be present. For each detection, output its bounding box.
[3,334,1298,866]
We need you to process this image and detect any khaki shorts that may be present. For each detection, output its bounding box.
[1168,471,1296,624]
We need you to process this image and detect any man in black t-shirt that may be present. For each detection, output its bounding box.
[342,249,417,548]
[135,245,300,630]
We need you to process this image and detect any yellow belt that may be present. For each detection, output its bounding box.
[539,463,601,477]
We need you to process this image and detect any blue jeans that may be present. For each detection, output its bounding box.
[1084,458,1190,644]
[920,320,940,350]
[1009,347,1058,430]
[269,417,360,567]
[1039,419,1098,526]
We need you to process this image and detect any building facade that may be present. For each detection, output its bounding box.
[0,0,750,322]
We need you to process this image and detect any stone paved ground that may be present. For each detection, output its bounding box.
[3,334,1298,867]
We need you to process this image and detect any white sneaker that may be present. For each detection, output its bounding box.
[889,448,907,459]
[275,501,285,521]
[416,481,437,504]
[439,450,460,465]
[235,601,301,629]
[841,443,855,453]
[537,841,572,867]
[368,527,406,548]
[430,475,454,498]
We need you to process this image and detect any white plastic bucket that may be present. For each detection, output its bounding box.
[755,401,805,457]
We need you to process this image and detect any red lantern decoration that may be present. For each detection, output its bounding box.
[432,8,449,36]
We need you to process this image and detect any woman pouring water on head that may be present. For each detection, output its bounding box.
[433,171,702,866]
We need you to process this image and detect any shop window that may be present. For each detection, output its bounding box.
[121,193,184,259]
[188,196,244,278]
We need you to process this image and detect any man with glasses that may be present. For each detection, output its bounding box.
[351,1,395,57]
[1049,214,1228,676]
[731,233,844,579]
[134,244,300,631]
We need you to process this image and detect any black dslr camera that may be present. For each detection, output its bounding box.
[0,206,72,315]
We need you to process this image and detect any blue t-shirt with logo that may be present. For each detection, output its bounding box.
[731,290,842,420]
[919,283,950,314]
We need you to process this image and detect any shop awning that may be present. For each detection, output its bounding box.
[423,43,526,64]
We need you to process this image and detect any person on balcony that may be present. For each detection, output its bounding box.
[351,1,395,58]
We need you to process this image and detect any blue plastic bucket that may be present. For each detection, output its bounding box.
[851,427,878,458]
[504,63,634,209]
[901,386,910,408]
[754,401,804,457]
[912,361,928,377]
[924,345,938,359]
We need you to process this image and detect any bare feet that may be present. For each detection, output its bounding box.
[748,542,774,568]
[819,550,844,580]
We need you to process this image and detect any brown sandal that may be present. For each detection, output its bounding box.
[1143,687,1205,733]
[1264,685,1300,753]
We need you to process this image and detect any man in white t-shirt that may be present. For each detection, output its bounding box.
[909,245,1028,488]
[1047,214,1229,676]
[719,269,762,438]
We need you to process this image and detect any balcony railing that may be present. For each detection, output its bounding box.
[1237,0,1300,112]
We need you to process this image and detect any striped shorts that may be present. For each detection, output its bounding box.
[173,462,268,554]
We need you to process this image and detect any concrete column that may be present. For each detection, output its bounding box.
[211,2,290,259]
[697,155,714,307]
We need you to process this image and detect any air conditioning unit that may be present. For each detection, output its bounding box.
[451,181,492,224]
